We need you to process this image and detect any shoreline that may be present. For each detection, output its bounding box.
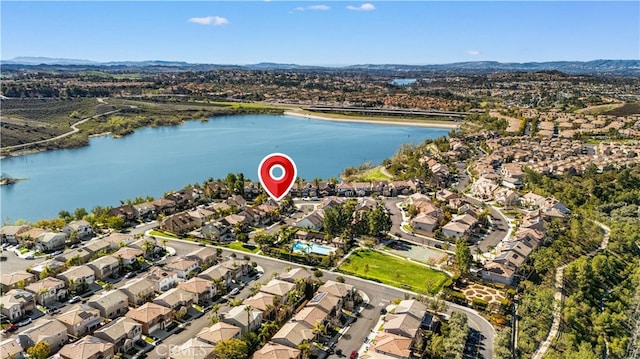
[283,110,460,129]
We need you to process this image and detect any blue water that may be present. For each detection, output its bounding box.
[292,241,333,256]
[390,78,417,86]
[0,114,449,222]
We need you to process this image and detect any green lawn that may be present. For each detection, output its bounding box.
[227,241,259,253]
[356,166,394,181]
[149,230,178,239]
[338,249,450,295]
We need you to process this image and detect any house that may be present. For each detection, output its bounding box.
[481,260,517,285]
[28,259,66,279]
[390,180,416,196]
[125,302,174,334]
[320,196,345,209]
[133,202,156,220]
[259,279,296,302]
[55,247,92,265]
[394,300,427,321]
[292,306,329,329]
[252,342,301,359]
[107,205,137,224]
[101,233,135,249]
[94,317,142,354]
[306,292,341,320]
[501,177,523,190]
[57,265,96,290]
[201,222,231,241]
[144,267,179,292]
[196,322,242,346]
[0,270,36,292]
[57,335,115,359]
[205,181,228,199]
[317,280,357,309]
[178,277,216,305]
[198,264,232,287]
[87,290,129,320]
[420,312,441,333]
[221,214,247,231]
[56,304,103,337]
[188,208,215,227]
[153,287,196,310]
[61,220,93,239]
[520,211,545,232]
[15,228,46,244]
[35,232,66,252]
[271,321,313,349]
[435,189,458,202]
[221,305,262,334]
[169,338,215,359]
[150,198,177,215]
[165,258,199,279]
[441,221,471,239]
[242,292,276,319]
[0,225,29,244]
[19,319,68,354]
[411,213,439,234]
[83,239,113,256]
[295,210,324,231]
[88,255,120,280]
[0,290,35,322]
[383,313,421,338]
[470,177,499,200]
[522,192,545,208]
[368,332,412,359]
[226,194,247,210]
[119,278,156,307]
[161,213,199,236]
[112,247,143,266]
[278,267,311,284]
[0,338,24,359]
[186,247,218,267]
[494,188,520,207]
[220,259,251,280]
[24,277,67,306]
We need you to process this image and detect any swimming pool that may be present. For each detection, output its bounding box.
[292,241,333,256]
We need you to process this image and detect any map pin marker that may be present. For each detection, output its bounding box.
[258,153,297,202]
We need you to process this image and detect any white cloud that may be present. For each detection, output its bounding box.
[188,16,229,26]
[346,3,375,11]
[295,4,330,11]
[467,50,481,56]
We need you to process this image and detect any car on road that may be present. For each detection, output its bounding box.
[68,296,82,304]
[17,318,31,327]
[229,288,240,296]
[253,271,264,279]
[52,250,63,256]
[336,349,342,356]
[24,255,34,260]
[350,350,358,359]
[2,324,18,333]
[124,272,137,279]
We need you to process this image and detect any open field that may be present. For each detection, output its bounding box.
[285,109,460,129]
[351,166,394,182]
[338,249,450,294]
[575,103,624,115]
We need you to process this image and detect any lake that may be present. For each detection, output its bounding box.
[0,114,450,222]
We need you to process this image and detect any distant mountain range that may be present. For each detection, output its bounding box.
[2,57,639,76]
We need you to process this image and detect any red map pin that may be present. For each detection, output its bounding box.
[258,153,297,202]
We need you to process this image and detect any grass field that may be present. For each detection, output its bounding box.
[338,249,450,294]
[354,166,394,182]
[227,241,259,253]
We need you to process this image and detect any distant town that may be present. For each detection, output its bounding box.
[1,61,639,359]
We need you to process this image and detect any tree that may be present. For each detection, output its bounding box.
[209,303,221,324]
[142,240,155,258]
[236,233,249,244]
[244,305,254,331]
[58,210,72,223]
[175,306,187,321]
[368,206,392,237]
[298,342,312,359]
[312,322,326,339]
[455,238,472,275]
[213,338,248,359]
[74,207,88,220]
[27,341,50,359]
[106,216,125,230]
[254,233,275,251]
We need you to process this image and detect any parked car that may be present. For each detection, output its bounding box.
[2,324,18,333]
[229,288,240,296]
[68,296,82,304]
[350,350,358,359]
[52,250,63,256]
[17,318,32,327]
[24,255,34,260]
[125,272,137,279]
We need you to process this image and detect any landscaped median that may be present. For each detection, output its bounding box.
[337,249,451,295]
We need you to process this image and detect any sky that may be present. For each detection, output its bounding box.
[1,1,638,65]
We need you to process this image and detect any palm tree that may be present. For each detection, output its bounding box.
[297,342,312,359]
[244,305,254,331]
[209,303,221,324]
[474,247,483,262]
[312,322,326,340]
[142,240,154,258]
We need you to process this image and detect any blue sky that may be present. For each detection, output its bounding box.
[1,1,638,65]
